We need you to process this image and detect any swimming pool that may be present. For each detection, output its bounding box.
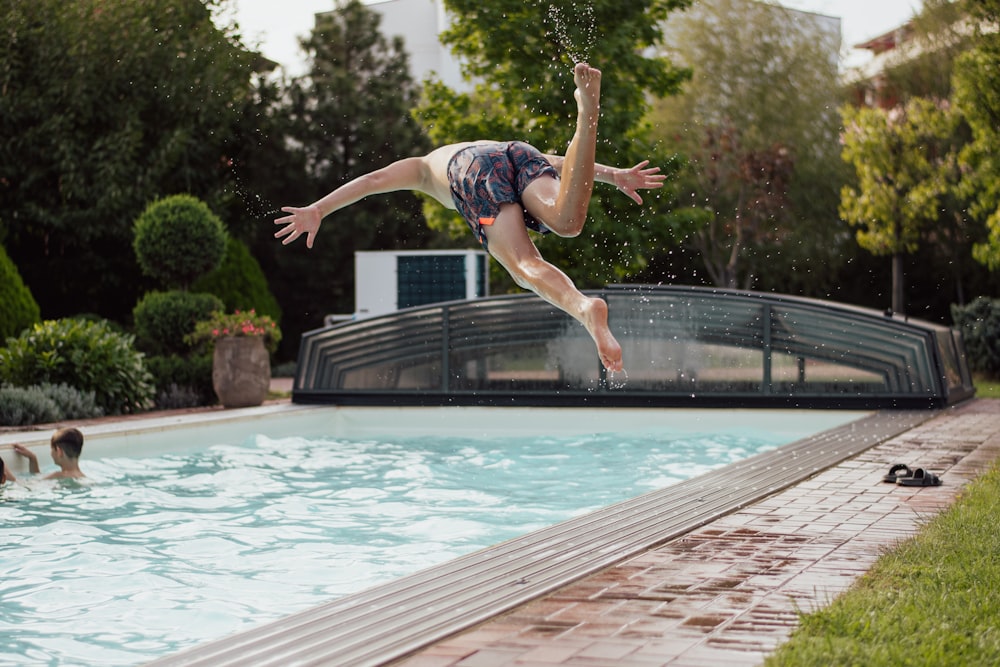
[0,406,867,666]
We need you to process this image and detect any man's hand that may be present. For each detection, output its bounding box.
[614,161,666,205]
[274,204,323,249]
[13,444,39,474]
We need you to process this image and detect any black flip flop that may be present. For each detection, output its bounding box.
[897,468,942,486]
[883,463,913,483]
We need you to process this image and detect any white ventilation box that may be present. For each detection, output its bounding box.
[344,250,489,321]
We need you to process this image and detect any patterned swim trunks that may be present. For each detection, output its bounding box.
[447,141,558,251]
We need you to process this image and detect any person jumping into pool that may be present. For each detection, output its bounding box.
[12,427,86,480]
[274,63,665,373]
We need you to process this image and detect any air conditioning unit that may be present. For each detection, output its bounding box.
[327,250,489,324]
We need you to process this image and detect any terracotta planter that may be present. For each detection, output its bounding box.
[212,336,271,408]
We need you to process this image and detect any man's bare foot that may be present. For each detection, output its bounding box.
[573,62,601,119]
[581,297,623,372]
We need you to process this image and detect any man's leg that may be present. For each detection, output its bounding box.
[484,203,623,372]
[524,62,601,236]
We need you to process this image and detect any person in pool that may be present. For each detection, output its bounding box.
[12,427,86,480]
[274,63,665,373]
[0,456,15,484]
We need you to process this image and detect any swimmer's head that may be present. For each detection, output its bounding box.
[51,427,84,460]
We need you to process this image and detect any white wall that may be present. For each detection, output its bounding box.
[366,0,468,91]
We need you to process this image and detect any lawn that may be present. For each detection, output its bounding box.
[974,374,1000,398]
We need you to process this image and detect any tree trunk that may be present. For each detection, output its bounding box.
[891,252,905,316]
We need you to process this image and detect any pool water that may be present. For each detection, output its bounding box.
[2,426,792,665]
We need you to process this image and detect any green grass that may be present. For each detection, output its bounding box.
[974,374,1000,398]
[765,457,1000,667]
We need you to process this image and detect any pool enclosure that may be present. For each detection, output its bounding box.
[293,285,974,409]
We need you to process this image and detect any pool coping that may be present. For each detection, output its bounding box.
[142,409,933,667]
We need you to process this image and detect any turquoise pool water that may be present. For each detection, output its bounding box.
[0,410,859,666]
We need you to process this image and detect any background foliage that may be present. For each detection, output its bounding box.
[839,98,965,314]
[647,0,845,291]
[0,243,40,341]
[0,0,258,320]
[192,236,282,321]
[951,297,1000,378]
[953,0,1000,271]
[0,318,154,415]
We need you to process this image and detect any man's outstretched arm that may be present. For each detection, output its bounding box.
[274,157,428,248]
[542,155,666,205]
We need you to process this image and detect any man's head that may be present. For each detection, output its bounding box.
[0,456,13,484]
[50,428,84,460]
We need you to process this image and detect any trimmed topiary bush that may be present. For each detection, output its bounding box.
[0,318,153,415]
[133,290,222,408]
[133,290,225,356]
[0,244,41,341]
[952,297,1000,379]
[133,194,228,289]
[192,237,282,322]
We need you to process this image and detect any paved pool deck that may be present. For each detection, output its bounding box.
[392,398,1000,667]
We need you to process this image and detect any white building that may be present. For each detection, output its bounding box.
[363,0,468,91]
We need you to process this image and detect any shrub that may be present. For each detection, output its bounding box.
[145,353,214,408]
[155,384,203,410]
[0,244,41,341]
[133,290,225,356]
[0,386,60,426]
[272,361,298,378]
[38,382,104,420]
[0,382,102,427]
[0,318,154,415]
[952,297,1000,379]
[192,237,282,322]
[133,194,228,289]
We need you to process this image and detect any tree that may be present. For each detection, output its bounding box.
[647,0,845,290]
[192,236,282,322]
[839,98,963,314]
[0,243,40,340]
[0,0,261,321]
[270,0,433,346]
[415,0,692,290]
[953,0,1000,271]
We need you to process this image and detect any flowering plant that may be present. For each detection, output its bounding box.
[186,309,282,354]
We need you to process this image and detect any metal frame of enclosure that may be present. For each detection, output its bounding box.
[293,285,974,409]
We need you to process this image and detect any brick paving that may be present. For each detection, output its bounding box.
[395,399,1000,667]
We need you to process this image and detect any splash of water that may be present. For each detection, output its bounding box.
[228,160,281,219]
[546,3,596,64]
[606,368,628,390]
